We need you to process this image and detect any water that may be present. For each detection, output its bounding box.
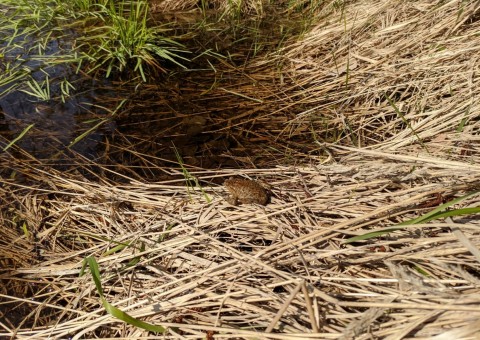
[0,22,115,160]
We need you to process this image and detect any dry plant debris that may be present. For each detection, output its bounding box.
[1,147,480,338]
[1,0,480,339]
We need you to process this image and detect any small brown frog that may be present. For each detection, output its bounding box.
[224,177,270,206]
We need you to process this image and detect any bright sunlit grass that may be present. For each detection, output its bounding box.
[76,0,188,81]
[0,0,188,91]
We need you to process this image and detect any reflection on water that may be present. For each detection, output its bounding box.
[0,92,115,159]
[0,22,115,160]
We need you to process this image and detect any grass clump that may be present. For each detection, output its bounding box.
[76,0,188,81]
[0,0,187,94]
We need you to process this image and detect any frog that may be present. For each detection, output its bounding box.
[223,177,270,206]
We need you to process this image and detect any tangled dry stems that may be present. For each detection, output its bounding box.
[1,0,480,339]
[2,149,480,339]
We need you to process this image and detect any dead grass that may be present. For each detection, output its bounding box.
[278,0,480,152]
[1,149,480,339]
[1,0,480,339]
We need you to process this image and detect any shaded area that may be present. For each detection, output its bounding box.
[1,3,328,181]
[94,6,329,180]
[0,279,62,333]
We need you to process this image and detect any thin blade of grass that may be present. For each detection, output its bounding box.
[345,192,480,243]
[398,191,480,225]
[2,124,35,151]
[385,93,428,152]
[68,119,107,148]
[84,256,166,334]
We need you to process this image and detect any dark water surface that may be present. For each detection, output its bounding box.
[0,24,115,160]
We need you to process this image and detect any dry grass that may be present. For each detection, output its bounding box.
[1,0,480,339]
[278,0,480,152]
[2,150,480,339]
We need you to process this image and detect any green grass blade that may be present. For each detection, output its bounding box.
[68,119,106,148]
[84,256,166,334]
[398,191,480,225]
[345,192,480,243]
[85,256,104,296]
[102,242,132,256]
[172,144,211,203]
[21,221,30,238]
[3,124,35,151]
[100,297,166,333]
[344,227,407,243]
[417,206,480,223]
[385,93,428,152]
[126,242,145,267]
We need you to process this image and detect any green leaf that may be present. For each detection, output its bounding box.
[21,221,30,238]
[344,192,480,243]
[84,256,166,334]
[101,297,166,333]
[68,119,107,148]
[3,124,35,151]
[398,191,480,225]
[126,242,145,267]
[86,256,104,296]
[102,242,131,256]
[385,93,428,152]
